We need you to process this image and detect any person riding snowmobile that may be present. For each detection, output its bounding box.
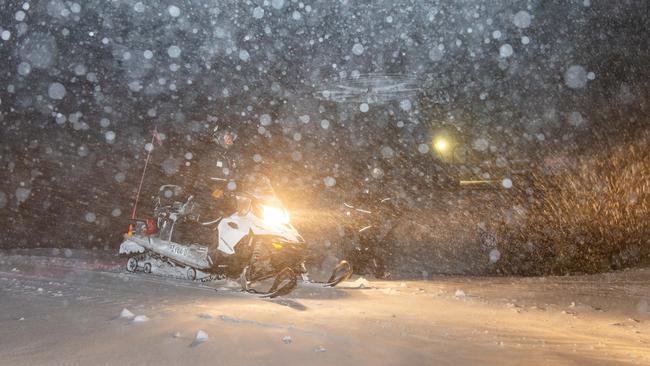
[164,122,244,251]
[187,123,242,216]
[340,163,406,279]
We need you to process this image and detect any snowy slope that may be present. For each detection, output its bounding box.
[0,249,648,365]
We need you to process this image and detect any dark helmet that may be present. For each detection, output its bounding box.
[211,122,238,149]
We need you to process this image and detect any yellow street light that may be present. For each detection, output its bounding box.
[434,138,448,153]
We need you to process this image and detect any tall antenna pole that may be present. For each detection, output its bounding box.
[128,130,158,235]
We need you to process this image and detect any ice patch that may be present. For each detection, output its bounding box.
[133,315,149,323]
[120,308,135,319]
[194,330,208,343]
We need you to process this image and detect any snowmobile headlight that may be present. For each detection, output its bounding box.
[262,205,290,226]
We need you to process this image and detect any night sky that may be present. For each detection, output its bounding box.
[0,0,648,274]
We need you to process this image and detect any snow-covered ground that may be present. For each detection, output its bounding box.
[1,249,648,365]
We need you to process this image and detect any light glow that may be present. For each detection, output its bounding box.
[262,205,290,226]
[434,138,448,152]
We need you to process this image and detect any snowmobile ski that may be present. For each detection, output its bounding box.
[324,260,353,287]
[240,266,298,298]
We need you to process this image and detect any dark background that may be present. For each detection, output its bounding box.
[0,0,648,276]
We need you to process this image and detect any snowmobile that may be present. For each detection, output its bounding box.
[119,174,352,297]
[340,196,402,279]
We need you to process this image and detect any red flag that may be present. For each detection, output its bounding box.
[152,129,163,146]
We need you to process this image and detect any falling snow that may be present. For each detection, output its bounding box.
[564,65,588,89]
[47,82,66,100]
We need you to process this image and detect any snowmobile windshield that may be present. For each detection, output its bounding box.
[241,174,277,201]
[157,185,184,205]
